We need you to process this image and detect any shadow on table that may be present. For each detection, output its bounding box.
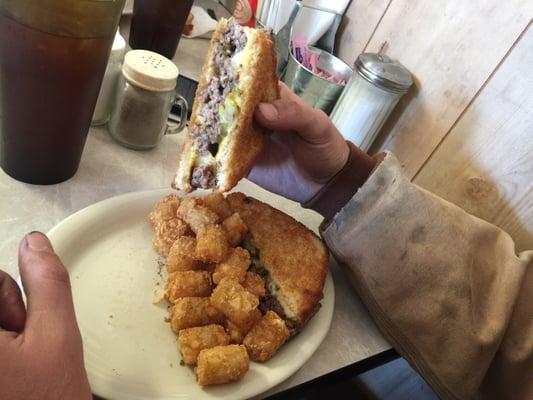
[264,349,398,400]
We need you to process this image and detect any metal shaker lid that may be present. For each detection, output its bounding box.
[355,53,412,94]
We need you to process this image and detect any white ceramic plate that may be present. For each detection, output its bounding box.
[47,186,334,400]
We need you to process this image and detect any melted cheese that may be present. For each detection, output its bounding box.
[215,31,250,164]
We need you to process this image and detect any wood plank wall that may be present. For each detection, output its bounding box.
[335,1,533,251]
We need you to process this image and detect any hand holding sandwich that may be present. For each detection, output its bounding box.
[250,82,379,217]
[174,18,377,218]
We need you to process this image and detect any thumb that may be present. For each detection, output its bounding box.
[254,98,333,145]
[18,232,78,332]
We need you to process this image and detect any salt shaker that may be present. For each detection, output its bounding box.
[330,53,412,152]
[91,31,126,126]
[108,50,188,150]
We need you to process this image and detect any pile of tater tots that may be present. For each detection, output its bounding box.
[149,193,290,386]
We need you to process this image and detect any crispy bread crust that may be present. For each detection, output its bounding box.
[219,27,279,191]
[172,19,279,193]
[226,193,328,327]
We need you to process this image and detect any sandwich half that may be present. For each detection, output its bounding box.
[227,192,329,335]
[173,18,279,192]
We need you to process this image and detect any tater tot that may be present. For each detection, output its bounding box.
[153,218,190,257]
[166,271,212,302]
[149,194,181,227]
[177,198,219,234]
[243,311,290,362]
[225,307,260,339]
[195,225,228,263]
[170,297,224,333]
[212,247,250,284]
[200,193,233,219]
[241,271,266,298]
[166,236,199,273]
[222,213,248,247]
[240,308,262,333]
[195,345,249,386]
[225,320,245,344]
[178,324,230,366]
[210,278,259,329]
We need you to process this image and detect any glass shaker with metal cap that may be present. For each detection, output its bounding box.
[108,49,188,150]
[330,53,413,152]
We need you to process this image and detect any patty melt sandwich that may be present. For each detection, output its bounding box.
[173,18,279,192]
[227,193,329,334]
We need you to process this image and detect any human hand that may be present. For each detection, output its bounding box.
[249,82,351,203]
[0,232,91,400]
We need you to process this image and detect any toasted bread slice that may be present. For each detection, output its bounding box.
[173,19,279,193]
[226,193,329,333]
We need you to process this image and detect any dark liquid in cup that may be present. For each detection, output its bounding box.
[0,13,113,184]
[129,0,194,59]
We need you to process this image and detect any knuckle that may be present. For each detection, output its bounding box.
[0,270,11,286]
[282,99,303,119]
[315,108,329,121]
[0,271,19,298]
[0,270,8,288]
[303,108,326,132]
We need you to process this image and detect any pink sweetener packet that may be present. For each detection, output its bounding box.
[291,34,309,66]
[291,35,347,86]
[317,67,347,85]
[309,51,320,73]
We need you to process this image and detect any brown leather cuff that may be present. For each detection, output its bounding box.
[302,142,381,220]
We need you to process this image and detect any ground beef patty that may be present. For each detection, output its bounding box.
[259,290,300,336]
[189,20,248,189]
[191,165,215,189]
[247,242,301,336]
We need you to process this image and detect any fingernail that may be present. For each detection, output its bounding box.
[25,231,52,252]
[258,103,279,121]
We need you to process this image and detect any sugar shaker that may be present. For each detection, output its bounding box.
[330,53,413,152]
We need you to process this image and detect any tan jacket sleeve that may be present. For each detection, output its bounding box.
[320,153,532,400]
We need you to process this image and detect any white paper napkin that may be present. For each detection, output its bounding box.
[183,6,218,39]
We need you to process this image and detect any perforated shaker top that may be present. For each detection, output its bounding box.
[122,50,179,92]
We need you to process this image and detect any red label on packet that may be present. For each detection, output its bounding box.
[234,0,258,27]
